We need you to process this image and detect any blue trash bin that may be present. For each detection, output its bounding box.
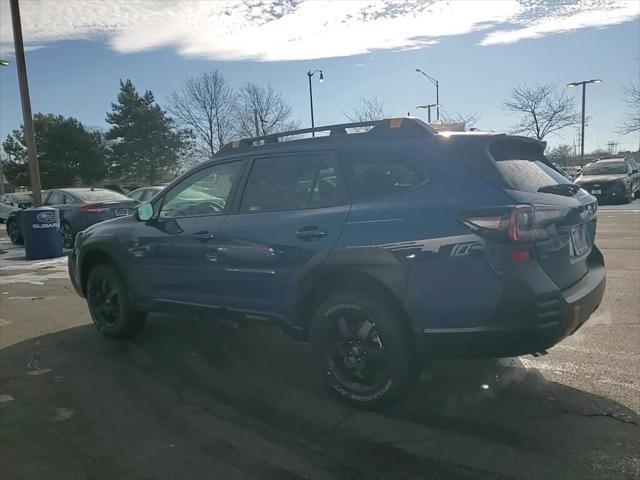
[22,207,63,260]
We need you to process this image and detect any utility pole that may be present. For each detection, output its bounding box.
[566,79,602,167]
[10,0,42,205]
[253,108,260,136]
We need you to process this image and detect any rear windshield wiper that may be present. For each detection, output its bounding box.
[537,183,579,197]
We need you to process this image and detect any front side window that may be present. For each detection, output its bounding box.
[240,155,344,213]
[340,153,426,201]
[159,161,243,218]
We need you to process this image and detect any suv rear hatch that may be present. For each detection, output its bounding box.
[440,134,598,290]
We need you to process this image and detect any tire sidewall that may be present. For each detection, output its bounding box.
[86,264,142,338]
[310,292,416,408]
[7,220,23,245]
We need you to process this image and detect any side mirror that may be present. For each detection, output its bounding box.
[632,169,639,175]
[18,202,28,209]
[136,202,154,221]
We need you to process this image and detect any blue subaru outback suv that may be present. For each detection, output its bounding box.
[69,118,605,407]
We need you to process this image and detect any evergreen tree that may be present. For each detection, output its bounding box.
[106,79,186,184]
[2,113,107,188]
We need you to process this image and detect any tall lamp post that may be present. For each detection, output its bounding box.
[307,69,324,137]
[416,68,439,122]
[566,79,602,166]
[416,104,440,123]
[0,60,8,194]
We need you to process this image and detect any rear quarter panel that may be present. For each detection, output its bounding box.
[333,139,513,331]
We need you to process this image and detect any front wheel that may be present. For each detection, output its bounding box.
[86,264,146,339]
[310,292,417,409]
[6,219,23,245]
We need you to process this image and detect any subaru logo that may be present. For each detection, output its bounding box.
[36,211,57,223]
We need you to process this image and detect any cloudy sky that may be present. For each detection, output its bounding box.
[1,0,639,151]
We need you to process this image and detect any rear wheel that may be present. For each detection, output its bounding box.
[310,292,417,409]
[86,264,146,339]
[634,189,640,199]
[6,219,23,245]
[61,221,74,249]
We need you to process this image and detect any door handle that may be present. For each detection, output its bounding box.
[193,231,215,242]
[296,226,328,241]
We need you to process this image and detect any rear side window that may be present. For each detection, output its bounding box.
[241,155,347,212]
[489,139,570,192]
[340,153,426,201]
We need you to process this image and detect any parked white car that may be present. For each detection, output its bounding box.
[0,192,34,222]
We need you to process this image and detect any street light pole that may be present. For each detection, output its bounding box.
[9,0,43,206]
[307,69,323,137]
[416,104,440,124]
[566,79,602,166]
[416,68,440,122]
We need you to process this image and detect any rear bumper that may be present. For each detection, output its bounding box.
[416,247,606,358]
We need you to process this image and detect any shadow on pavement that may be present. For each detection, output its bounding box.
[1,314,638,480]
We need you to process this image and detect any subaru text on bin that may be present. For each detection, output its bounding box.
[69,118,606,408]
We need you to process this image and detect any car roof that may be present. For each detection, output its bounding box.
[595,158,626,164]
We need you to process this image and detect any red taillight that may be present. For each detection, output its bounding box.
[80,203,108,213]
[511,250,531,263]
[459,205,566,243]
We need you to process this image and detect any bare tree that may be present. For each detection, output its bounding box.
[440,110,480,129]
[547,144,573,167]
[167,71,236,160]
[236,83,298,137]
[617,78,640,138]
[343,95,387,124]
[503,83,580,140]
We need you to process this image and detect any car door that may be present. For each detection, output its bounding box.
[0,195,11,221]
[216,152,350,321]
[129,159,246,307]
[43,190,76,225]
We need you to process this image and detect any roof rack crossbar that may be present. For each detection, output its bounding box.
[239,120,381,145]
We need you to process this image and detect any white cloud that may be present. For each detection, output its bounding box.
[0,0,638,61]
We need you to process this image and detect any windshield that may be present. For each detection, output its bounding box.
[75,190,130,202]
[582,162,627,175]
[13,193,34,205]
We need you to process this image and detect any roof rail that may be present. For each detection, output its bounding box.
[218,117,440,154]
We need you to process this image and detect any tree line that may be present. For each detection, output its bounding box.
[2,71,638,188]
[2,75,299,187]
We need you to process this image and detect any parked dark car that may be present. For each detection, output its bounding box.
[69,118,605,408]
[574,158,640,203]
[0,192,34,222]
[6,188,138,248]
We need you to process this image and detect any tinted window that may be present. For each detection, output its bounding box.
[494,160,570,192]
[310,159,348,208]
[75,190,130,201]
[340,153,426,201]
[128,189,145,201]
[0,195,9,205]
[45,191,66,205]
[160,161,243,218]
[241,155,326,212]
[488,138,570,192]
[582,162,628,176]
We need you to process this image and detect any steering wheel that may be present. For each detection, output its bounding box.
[177,200,224,216]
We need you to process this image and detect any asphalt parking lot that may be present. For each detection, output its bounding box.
[1,203,639,480]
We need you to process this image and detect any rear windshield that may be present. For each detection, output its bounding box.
[582,162,627,175]
[489,139,571,192]
[75,190,130,201]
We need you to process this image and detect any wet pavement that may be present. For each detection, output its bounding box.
[0,208,639,480]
